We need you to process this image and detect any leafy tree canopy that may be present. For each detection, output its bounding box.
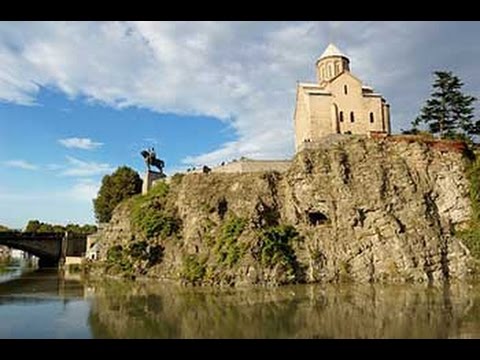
[93,166,143,223]
[24,220,97,234]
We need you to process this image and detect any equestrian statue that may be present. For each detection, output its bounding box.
[141,147,165,176]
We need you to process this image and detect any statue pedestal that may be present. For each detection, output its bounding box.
[142,170,165,194]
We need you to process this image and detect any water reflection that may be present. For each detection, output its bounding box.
[0,269,85,304]
[2,269,480,338]
[88,280,480,339]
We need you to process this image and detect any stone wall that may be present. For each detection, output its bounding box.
[211,159,292,173]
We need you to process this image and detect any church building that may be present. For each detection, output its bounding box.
[294,44,391,152]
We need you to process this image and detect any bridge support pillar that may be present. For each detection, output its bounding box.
[58,232,69,268]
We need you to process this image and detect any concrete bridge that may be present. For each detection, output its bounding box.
[0,232,87,267]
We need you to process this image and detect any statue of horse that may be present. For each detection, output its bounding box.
[141,149,165,173]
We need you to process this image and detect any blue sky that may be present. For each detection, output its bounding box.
[1,21,480,229]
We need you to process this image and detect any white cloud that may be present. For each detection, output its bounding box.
[58,137,103,150]
[61,156,113,177]
[3,159,38,170]
[68,178,99,202]
[0,21,479,166]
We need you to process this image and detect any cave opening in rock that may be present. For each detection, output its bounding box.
[307,211,328,226]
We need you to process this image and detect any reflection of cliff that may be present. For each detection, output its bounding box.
[88,280,480,338]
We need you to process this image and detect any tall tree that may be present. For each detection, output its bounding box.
[412,71,477,140]
[93,166,142,223]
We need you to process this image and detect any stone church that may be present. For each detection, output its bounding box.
[294,44,391,152]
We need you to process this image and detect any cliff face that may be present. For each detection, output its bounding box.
[95,137,475,285]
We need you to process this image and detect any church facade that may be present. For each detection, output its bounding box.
[294,44,391,152]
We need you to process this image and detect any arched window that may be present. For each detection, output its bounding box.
[321,67,325,80]
[370,112,374,123]
[350,112,355,123]
[344,85,348,95]
[339,111,344,122]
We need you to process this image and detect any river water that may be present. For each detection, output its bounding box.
[1,265,480,338]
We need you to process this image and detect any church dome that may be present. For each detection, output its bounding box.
[315,44,350,83]
[317,43,349,62]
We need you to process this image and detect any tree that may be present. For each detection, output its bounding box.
[93,166,142,223]
[25,220,41,232]
[412,71,478,141]
[0,225,9,232]
[24,220,97,234]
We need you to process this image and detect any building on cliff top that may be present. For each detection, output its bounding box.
[294,43,391,152]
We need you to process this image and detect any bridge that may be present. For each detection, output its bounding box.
[0,232,87,267]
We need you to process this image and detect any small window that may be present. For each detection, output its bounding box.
[344,85,348,95]
[350,112,355,123]
[370,112,374,123]
[339,111,344,122]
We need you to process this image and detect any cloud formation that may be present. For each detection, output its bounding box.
[58,137,103,150]
[1,21,479,166]
[68,178,100,202]
[61,156,113,177]
[3,159,38,170]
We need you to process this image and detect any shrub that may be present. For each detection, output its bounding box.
[181,254,206,284]
[213,216,247,268]
[129,182,181,240]
[106,245,133,275]
[254,225,302,282]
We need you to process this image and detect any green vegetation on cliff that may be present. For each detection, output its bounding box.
[129,182,182,240]
[213,216,247,268]
[255,225,303,283]
[457,157,480,259]
[181,254,207,285]
[105,241,164,277]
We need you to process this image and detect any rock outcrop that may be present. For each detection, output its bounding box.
[95,136,476,285]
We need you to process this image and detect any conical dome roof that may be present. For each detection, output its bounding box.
[318,43,348,61]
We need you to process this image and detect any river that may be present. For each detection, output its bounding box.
[1,264,480,338]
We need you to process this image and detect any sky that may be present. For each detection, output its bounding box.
[1,21,480,229]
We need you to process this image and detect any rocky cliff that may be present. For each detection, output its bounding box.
[94,136,477,285]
